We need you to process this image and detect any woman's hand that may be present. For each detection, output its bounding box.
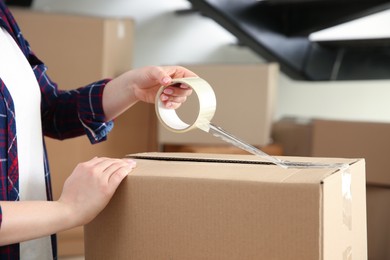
[58,157,136,226]
[126,66,195,108]
[0,157,136,246]
[103,65,196,121]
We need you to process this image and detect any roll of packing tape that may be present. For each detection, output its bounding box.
[155,77,216,133]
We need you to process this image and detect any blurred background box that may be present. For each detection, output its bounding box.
[272,117,390,259]
[311,119,390,260]
[158,63,279,148]
[11,7,134,85]
[311,119,390,187]
[271,117,313,157]
[273,118,390,186]
[11,8,157,257]
[366,186,390,260]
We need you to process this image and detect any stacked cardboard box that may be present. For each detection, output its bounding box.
[272,118,390,259]
[85,152,367,260]
[158,63,279,148]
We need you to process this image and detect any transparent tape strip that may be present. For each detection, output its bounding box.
[156,76,353,237]
[342,169,353,231]
[282,160,353,237]
[343,246,352,260]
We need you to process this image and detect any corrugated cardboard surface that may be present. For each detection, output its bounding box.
[366,186,390,260]
[158,64,279,147]
[85,153,367,260]
[11,7,134,85]
[272,118,390,259]
[311,119,390,187]
[272,117,313,156]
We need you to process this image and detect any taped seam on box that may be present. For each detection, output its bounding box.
[155,77,354,170]
[343,246,352,260]
[342,169,352,231]
[128,155,275,165]
[342,167,353,260]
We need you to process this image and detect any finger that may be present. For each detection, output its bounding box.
[163,101,184,110]
[160,86,192,107]
[162,86,193,97]
[90,158,134,182]
[86,156,113,166]
[87,157,118,171]
[161,76,172,86]
[152,67,172,86]
[162,95,187,104]
[160,95,188,109]
[157,66,199,86]
[165,66,199,79]
[102,159,135,177]
[107,163,135,188]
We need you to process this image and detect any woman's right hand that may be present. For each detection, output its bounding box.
[58,157,136,226]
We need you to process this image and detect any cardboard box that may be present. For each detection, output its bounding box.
[366,186,390,260]
[158,64,279,147]
[85,152,367,260]
[272,118,390,187]
[272,117,313,156]
[272,118,390,259]
[311,119,390,187]
[11,7,134,86]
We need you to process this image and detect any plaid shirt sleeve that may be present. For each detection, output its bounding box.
[24,45,113,143]
[3,4,114,145]
[33,59,114,144]
[3,5,114,145]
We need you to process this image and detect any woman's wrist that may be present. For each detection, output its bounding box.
[0,200,80,246]
[103,73,139,121]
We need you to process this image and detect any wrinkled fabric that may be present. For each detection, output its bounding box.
[0,2,113,258]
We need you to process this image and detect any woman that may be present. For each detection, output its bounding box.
[0,1,195,259]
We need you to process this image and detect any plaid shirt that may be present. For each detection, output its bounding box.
[0,1,114,259]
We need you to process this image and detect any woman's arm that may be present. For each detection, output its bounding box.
[102,66,195,121]
[0,157,136,246]
[0,200,72,245]
[39,65,195,142]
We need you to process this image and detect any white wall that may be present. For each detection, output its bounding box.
[32,0,390,123]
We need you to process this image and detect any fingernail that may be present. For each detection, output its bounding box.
[166,102,173,108]
[162,77,171,84]
[161,94,169,101]
[163,88,173,95]
[125,159,137,166]
[130,162,137,168]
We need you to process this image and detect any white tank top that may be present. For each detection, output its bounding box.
[0,28,53,260]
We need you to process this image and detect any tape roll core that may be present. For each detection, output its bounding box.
[155,77,217,133]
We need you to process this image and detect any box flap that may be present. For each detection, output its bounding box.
[127,152,359,184]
